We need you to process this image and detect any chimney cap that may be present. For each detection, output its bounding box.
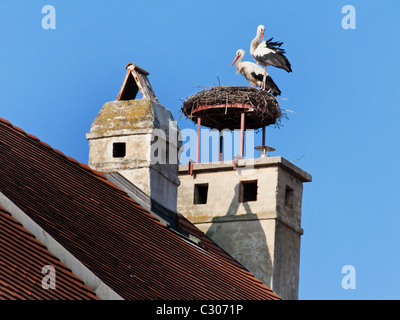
[117,62,157,102]
[125,62,149,75]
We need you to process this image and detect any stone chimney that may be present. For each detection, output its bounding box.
[86,64,180,213]
[177,157,311,300]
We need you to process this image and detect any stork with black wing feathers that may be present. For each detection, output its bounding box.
[250,25,292,88]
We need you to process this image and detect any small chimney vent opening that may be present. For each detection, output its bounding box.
[239,180,258,202]
[193,183,209,205]
[113,142,126,158]
[285,185,294,209]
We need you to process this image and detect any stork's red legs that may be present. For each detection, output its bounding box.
[262,66,267,90]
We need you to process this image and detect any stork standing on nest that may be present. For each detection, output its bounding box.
[250,25,292,89]
[231,49,281,96]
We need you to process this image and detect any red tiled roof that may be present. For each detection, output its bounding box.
[0,206,98,300]
[0,118,280,300]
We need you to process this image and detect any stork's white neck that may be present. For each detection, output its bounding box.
[235,54,244,73]
[250,33,260,56]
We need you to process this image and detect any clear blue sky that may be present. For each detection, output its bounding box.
[1,0,400,300]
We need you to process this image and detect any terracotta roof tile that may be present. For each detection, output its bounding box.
[0,206,98,300]
[0,118,280,300]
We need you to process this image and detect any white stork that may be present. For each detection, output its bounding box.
[250,25,292,87]
[231,49,281,96]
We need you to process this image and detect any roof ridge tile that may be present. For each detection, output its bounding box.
[0,118,12,126]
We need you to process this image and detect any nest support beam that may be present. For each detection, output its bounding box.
[188,103,277,130]
[195,112,249,164]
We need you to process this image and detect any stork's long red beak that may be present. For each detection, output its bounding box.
[261,32,264,41]
[231,55,239,67]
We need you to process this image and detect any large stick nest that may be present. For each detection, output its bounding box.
[181,86,283,130]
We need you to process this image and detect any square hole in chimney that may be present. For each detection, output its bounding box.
[113,142,126,158]
[285,185,294,209]
[193,183,209,205]
[239,180,258,202]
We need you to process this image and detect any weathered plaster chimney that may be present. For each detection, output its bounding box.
[177,157,311,299]
[86,63,180,213]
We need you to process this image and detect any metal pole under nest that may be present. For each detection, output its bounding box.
[240,112,245,157]
[197,117,201,163]
[262,126,266,156]
[219,133,223,161]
